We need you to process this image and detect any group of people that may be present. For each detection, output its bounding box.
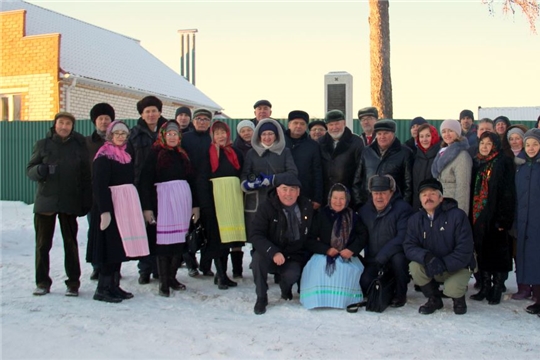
[26,98,540,318]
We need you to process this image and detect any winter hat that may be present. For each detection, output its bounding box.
[308,120,327,131]
[175,106,192,118]
[357,107,379,120]
[418,178,443,195]
[90,103,115,124]
[137,96,162,114]
[523,128,540,145]
[494,116,511,128]
[507,127,525,141]
[374,119,396,133]
[254,99,272,109]
[53,111,75,125]
[324,109,345,123]
[192,108,212,119]
[368,175,396,192]
[165,121,180,133]
[288,110,309,123]
[440,119,461,136]
[410,116,427,129]
[237,119,255,134]
[274,172,302,188]
[106,120,129,141]
[459,109,474,121]
[258,122,278,136]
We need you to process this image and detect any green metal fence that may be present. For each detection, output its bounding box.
[1,119,536,205]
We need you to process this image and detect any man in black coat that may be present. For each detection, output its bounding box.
[27,111,92,297]
[359,175,413,308]
[352,119,413,208]
[284,110,323,209]
[404,179,475,315]
[357,106,378,147]
[319,109,364,207]
[250,174,314,315]
[175,106,195,134]
[127,95,167,284]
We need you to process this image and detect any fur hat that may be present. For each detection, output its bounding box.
[459,109,474,121]
[357,107,379,120]
[440,119,461,136]
[90,103,115,124]
[254,100,272,109]
[137,96,162,114]
[288,110,309,123]
[374,119,396,133]
[368,175,396,192]
[175,106,191,118]
[325,109,345,124]
[54,111,75,124]
[237,119,255,134]
[418,178,443,195]
[410,116,427,129]
[308,120,327,131]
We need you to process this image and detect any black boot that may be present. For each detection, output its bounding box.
[254,295,268,315]
[452,296,467,315]
[473,271,482,290]
[488,272,507,305]
[525,285,540,314]
[470,271,491,301]
[231,251,244,279]
[221,255,237,287]
[418,280,444,315]
[93,274,122,303]
[111,270,134,300]
[157,256,170,297]
[214,257,229,290]
[169,255,186,291]
[90,266,100,281]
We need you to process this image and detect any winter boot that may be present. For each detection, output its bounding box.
[418,280,444,315]
[470,271,492,301]
[157,256,171,297]
[525,286,540,315]
[90,266,100,281]
[512,283,532,300]
[473,271,482,290]
[169,255,186,291]
[231,251,244,279]
[93,274,122,303]
[254,295,268,315]
[213,257,230,290]
[452,296,467,315]
[488,272,507,305]
[111,270,134,300]
[221,255,237,287]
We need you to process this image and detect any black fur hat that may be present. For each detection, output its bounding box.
[90,103,115,124]
[137,96,163,114]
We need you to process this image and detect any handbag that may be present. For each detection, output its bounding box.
[365,268,396,313]
[186,220,207,254]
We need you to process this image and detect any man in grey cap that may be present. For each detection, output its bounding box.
[357,106,379,146]
[251,100,272,126]
[352,119,413,208]
[318,109,364,207]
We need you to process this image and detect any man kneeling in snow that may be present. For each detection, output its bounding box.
[250,173,314,315]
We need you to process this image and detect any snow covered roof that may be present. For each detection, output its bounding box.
[1,0,221,110]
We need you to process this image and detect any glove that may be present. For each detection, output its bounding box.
[242,178,263,191]
[192,207,200,223]
[424,253,446,278]
[259,173,274,187]
[37,164,49,177]
[143,210,156,225]
[100,212,111,231]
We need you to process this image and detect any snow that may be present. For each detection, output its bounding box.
[1,200,539,360]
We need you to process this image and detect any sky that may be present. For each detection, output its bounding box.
[24,0,540,120]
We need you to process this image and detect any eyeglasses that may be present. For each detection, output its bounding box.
[165,132,179,137]
[112,132,128,137]
[194,117,211,122]
[310,128,326,133]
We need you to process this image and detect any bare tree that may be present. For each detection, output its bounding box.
[483,0,539,33]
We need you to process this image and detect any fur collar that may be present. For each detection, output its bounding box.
[431,138,469,178]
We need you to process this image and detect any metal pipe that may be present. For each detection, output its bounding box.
[192,33,196,86]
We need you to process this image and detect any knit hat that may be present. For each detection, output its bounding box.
[374,119,396,133]
[357,107,379,120]
[258,122,278,136]
[308,120,327,131]
[254,100,272,109]
[410,116,427,129]
[418,178,443,195]
[175,106,191,118]
[288,110,309,123]
[507,127,525,141]
[368,175,396,192]
[459,109,474,121]
[274,173,302,188]
[494,116,511,128]
[440,119,461,136]
[192,108,212,119]
[54,111,75,124]
[90,103,115,124]
[523,128,540,145]
[106,120,129,141]
[137,96,162,114]
[237,119,255,134]
[325,109,345,123]
[165,120,180,133]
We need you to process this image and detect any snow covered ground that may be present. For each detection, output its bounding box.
[1,201,539,360]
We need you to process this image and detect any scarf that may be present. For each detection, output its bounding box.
[472,151,499,224]
[431,138,469,178]
[323,206,354,277]
[209,122,240,173]
[94,142,131,164]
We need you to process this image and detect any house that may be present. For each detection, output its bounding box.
[0,0,221,121]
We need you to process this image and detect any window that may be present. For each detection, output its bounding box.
[0,94,22,121]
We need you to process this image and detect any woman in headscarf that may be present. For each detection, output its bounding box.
[138,120,196,297]
[198,121,245,288]
[300,183,366,310]
[412,123,441,211]
[469,132,515,305]
[90,120,149,303]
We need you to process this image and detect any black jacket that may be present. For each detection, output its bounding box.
[85,131,105,168]
[285,130,323,204]
[250,192,314,263]
[352,137,413,208]
[181,129,212,173]
[412,142,441,211]
[319,128,364,206]
[358,193,413,265]
[27,128,92,216]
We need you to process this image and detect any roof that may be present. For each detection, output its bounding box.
[1,0,221,110]
[478,106,540,121]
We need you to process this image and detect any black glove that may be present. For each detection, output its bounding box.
[424,252,446,278]
[37,164,49,177]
